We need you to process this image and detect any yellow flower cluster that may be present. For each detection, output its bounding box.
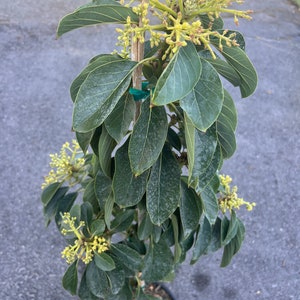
[115,0,252,59]
[61,213,109,264]
[218,175,256,214]
[41,140,86,189]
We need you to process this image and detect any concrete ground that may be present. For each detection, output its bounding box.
[0,0,299,299]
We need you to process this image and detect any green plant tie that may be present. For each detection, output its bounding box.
[129,81,150,101]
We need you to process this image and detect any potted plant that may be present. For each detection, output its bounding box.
[41,0,257,299]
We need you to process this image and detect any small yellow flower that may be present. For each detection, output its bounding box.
[114,0,252,59]
[41,140,86,189]
[218,174,256,214]
[60,213,109,265]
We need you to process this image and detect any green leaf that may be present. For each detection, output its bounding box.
[41,182,62,205]
[110,209,135,232]
[80,202,94,229]
[221,211,238,246]
[218,89,237,131]
[94,170,112,209]
[55,192,78,227]
[104,92,135,143]
[98,125,116,177]
[106,280,132,300]
[43,187,69,226]
[138,213,154,240]
[76,130,94,153]
[196,144,222,193]
[167,127,182,151]
[184,114,217,187]
[171,214,182,264]
[220,218,245,267]
[78,270,98,300]
[199,15,224,30]
[83,179,100,213]
[94,252,116,271]
[110,244,142,271]
[142,239,174,282]
[216,90,237,158]
[200,185,218,224]
[213,42,257,98]
[129,97,168,175]
[181,59,224,131]
[113,140,149,207]
[57,1,138,37]
[62,261,78,295]
[90,219,106,235]
[207,217,222,252]
[191,217,211,264]
[180,179,202,238]
[71,55,119,102]
[152,42,202,105]
[86,260,110,298]
[146,145,181,225]
[73,56,137,132]
[106,261,125,295]
[104,193,114,229]
[202,55,241,87]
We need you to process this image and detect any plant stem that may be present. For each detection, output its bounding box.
[131,19,145,122]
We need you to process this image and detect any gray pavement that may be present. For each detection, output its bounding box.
[0,0,299,299]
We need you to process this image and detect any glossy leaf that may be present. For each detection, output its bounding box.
[71,55,120,102]
[129,98,168,176]
[80,202,93,229]
[138,213,154,240]
[90,219,106,236]
[106,261,125,295]
[146,146,181,225]
[184,114,217,187]
[199,15,224,30]
[218,89,237,131]
[171,214,182,263]
[86,260,110,298]
[200,185,218,224]
[191,217,211,264]
[98,126,116,177]
[78,270,98,300]
[94,252,116,271]
[73,56,137,132]
[113,140,149,207]
[43,187,69,226]
[110,244,142,271]
[76,130,94,153]
[62,261,78,295]
[110,209,135,232]
[152,42,202,105]
[94,170,112,209]
[142,239,174,282]
[207,217,222,252]
[41,182,62,205]
[57,1,138,37]
[181,59,224,131]
[83,179,100,213]
[180,179,202,237]
[203,56,241,87]
[55,192,78,227]
[221,211,238,246]
[167,127,182,151]
[104,193,114,229]
[104,92,135,143]
[213,42,257,98]
[196,144,222,193]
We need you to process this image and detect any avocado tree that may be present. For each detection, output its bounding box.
[41,0,257,298]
